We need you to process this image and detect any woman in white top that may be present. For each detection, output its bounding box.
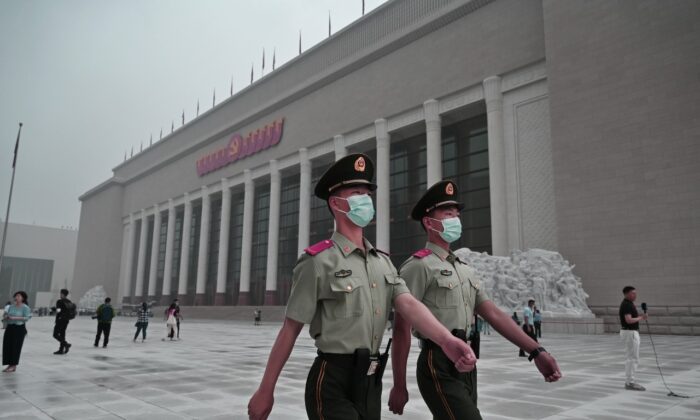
[3,291,32,372]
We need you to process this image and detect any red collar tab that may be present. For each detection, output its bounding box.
[412,249,432,258]
[305,239,334,256]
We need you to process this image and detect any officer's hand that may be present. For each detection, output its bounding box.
[534,352,562,382]
[248,388,273,420]
[388,386,409,415]
[442,336,476,372]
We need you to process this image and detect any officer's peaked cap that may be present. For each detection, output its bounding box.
[314,153,377,200]
[411,180,464,221]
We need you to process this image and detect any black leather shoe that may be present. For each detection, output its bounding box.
[53,350,64,355]
[64,343,72,354]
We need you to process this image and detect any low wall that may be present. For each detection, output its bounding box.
[150,306,606,334]
[149,305,288,322]
[537,316,604,335]
[590,305,700,335]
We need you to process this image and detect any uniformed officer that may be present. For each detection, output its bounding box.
[389,180,562,419]
[248,155,477,420]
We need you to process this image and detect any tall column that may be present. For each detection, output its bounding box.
[215,179,231,305]
[334,134,347,160]
[147,204,161,301]
[238,170,255,305]
[483,76,508,256]
[297,148,311,255]
[121,214,137,304]
[177,193,192,303]
[194,186,211,305]
[134,209,148,302]
[424,99,442,187]
[264,160,281,305]
[161,199,176,305]
[375,119,390,252]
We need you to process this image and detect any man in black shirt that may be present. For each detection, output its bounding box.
[53,289,72,355]
[619,286,647,391]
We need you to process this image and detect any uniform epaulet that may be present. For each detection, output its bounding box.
[412,249,432,258]
[305,239,334,256]
[376,248,390,257]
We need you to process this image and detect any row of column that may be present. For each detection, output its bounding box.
[120,79,507,305]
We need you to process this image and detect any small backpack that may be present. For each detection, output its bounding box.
[99,305,114,322]
[63,299,77,320]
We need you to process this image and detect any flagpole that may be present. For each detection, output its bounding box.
[0,123,23,275]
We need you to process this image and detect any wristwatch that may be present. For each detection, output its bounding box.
[528,347,547,362]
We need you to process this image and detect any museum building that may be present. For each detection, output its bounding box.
[73,0,700,329]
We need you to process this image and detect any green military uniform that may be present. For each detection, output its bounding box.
[285,153,410,420]
[400,180,490,420]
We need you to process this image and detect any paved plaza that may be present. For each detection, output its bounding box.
[1,316,699,419]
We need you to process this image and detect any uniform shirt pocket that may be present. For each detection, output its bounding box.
[435,276,459,308]
[329,277,365,318]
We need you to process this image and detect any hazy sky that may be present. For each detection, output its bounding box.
[0,0,387,229]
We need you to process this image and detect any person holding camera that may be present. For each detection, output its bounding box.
[93,297,115,348]
[619,286,647,391]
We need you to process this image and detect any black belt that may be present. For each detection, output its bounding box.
[620,327,638,331]
[317,351,378,369]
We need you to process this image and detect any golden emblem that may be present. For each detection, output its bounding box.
[446,182,454,195]
[354,156,366,172]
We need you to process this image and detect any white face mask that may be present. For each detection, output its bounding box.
[334,194,375,227]
[428,216,462,243]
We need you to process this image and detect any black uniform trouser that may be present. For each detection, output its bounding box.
[3,324,27,366]
[519,325,538,356]
[534,321,542,338]
[53,319,69,350]
[305,356,382,420]
[417,345,481,420]
[95,323,111,346]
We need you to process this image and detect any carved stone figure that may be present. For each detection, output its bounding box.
[79,285,108,310]
[454,248,593,316]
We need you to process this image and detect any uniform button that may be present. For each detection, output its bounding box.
[448,283,453,288]
[374,335,379,340]
[371,283,377,288]
[375,308,381,315]
[346,285,352,291]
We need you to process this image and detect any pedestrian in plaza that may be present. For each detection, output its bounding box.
[52,289,75,355]
[93,297,115,347]
[534,307,543,338]
[519,299,538,357]
[620,286,647,391]
[248,154,477,420]
[479,316,491,335]
[254,308,262,326]
[2,291,31,372]
[511,311,520,325]
[163,303,177,341]
[173,299,183,339]
[389,180,562,419]
[134,302,149,342]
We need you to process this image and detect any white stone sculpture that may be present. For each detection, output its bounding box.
[454,248,593,317]
[79,285,108,310]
